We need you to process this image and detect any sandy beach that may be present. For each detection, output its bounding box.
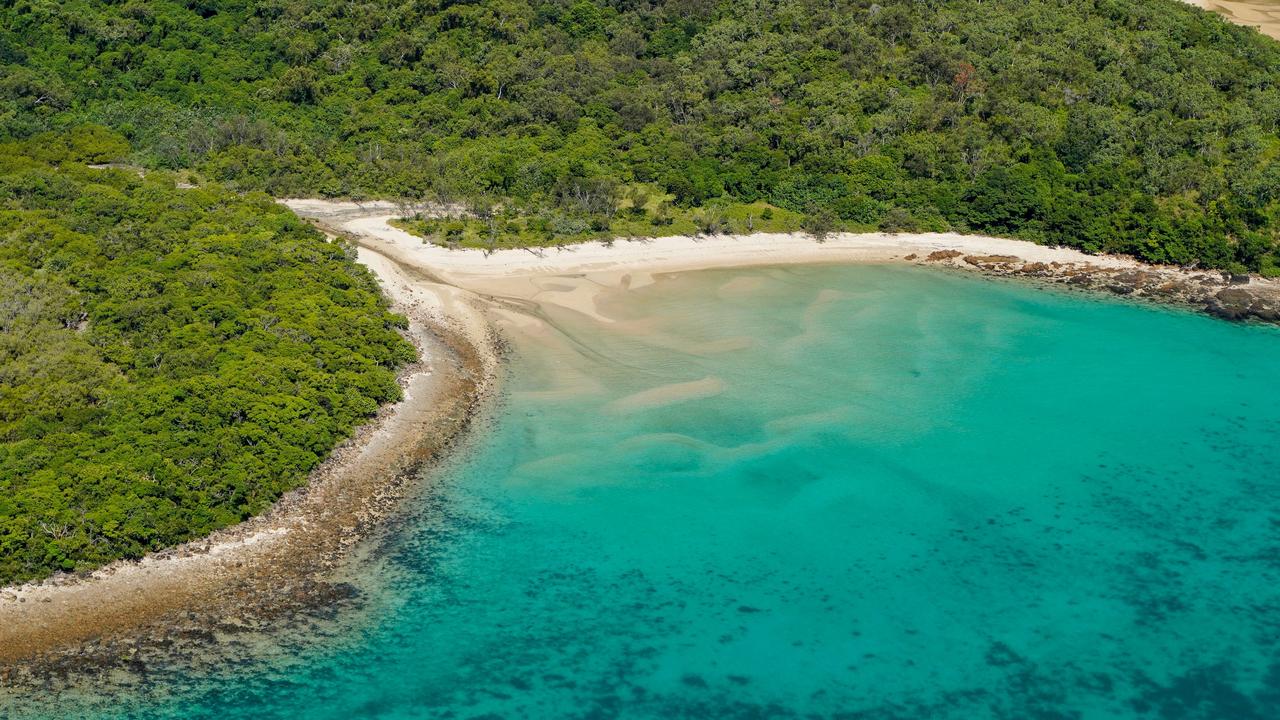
[342,215,1139,278]
[1183,0,1280,39]
[4,196,1279,678]
[285,202,1280,324]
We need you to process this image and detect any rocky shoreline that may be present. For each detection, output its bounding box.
[913,250,1280,324]
[0,253,504,695]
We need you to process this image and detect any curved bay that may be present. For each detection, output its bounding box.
[23,265,1280,719]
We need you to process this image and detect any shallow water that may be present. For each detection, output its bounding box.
[17,265,1280,718]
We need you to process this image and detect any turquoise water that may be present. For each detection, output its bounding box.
[18,265,1280,718]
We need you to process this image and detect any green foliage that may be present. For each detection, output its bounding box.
[392,192,803,248]
[3,0,1280,268]
[0,137,415,584]
[802,206,839,242]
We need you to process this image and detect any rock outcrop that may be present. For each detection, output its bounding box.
[918,251,1280,324]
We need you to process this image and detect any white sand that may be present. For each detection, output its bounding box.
[283,197,1272,342]
[1182,0,1280,39]
[277,200,1176,335]
[289,205,1139,287]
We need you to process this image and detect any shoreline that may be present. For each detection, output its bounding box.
[0,238,501,679]
[6,197,1279,679]
[292,203,1280,325]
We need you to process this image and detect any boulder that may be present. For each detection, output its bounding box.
[963,254,1021,267]
[1206,288,1256,320]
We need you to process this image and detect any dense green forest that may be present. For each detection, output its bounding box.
[0,132,414,584]
[4,0,1280,270]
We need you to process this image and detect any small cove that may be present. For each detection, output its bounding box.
[15,263,1280,719]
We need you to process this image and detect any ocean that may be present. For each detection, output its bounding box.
[24,264,1280,719]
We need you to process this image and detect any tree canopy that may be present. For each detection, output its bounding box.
[4,0,1280,270]
[0,133,414,584]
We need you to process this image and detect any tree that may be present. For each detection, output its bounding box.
[278,67,320,104]
[802,206,838,242]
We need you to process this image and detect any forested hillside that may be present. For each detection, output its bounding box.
[0,132,415,584]
[5,0,1280,270]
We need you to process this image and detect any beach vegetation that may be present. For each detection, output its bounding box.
[391,193,805,248]
[802,207,839,243]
